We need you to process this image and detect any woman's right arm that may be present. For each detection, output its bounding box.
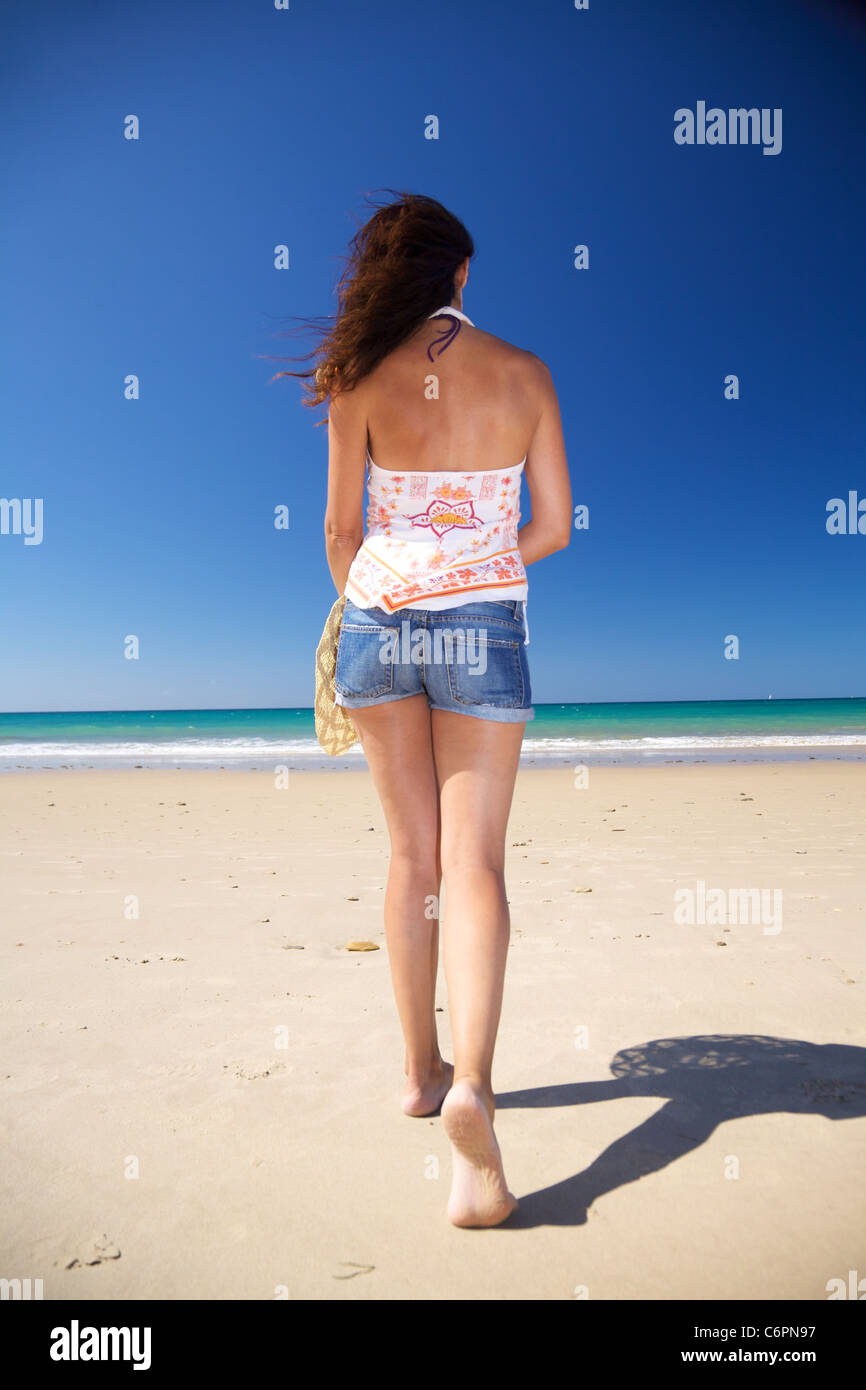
[518,356,573,565]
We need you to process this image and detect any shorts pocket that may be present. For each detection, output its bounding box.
[445,634,525,708]
[335,622,395,698]
[440,600,521,625]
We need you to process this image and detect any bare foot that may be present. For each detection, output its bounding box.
[402,1060,454,1117]
[441,1079,518,1227]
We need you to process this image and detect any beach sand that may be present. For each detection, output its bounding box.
[1,762,863,1300]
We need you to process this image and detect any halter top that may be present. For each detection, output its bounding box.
[343,305,530,643]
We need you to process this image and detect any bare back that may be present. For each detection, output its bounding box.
[360,318,540,474]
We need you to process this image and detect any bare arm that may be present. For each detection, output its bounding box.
[518,357,572,565]
[324,385,367,597]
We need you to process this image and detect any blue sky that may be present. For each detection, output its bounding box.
[1,0,864,711]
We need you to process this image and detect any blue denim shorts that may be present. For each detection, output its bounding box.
[334,598,534,723]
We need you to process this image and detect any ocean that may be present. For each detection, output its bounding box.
[1,699,865,771]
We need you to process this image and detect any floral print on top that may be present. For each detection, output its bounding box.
[344,456,529,617]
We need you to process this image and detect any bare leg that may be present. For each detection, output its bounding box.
[432,709,525,1227]
[345,695,453,1115]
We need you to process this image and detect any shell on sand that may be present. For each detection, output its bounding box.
[346,941,380,952]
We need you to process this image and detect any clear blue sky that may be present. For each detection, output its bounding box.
[1,0,864,712]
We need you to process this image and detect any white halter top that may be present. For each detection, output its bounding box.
[343,305,530,643]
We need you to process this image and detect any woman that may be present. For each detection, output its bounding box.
[284,191,571,1227]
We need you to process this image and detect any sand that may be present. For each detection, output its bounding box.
[1,762,863,1300]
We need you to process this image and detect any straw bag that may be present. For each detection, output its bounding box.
[314,594,359,755]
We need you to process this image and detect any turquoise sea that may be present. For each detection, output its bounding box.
[1,699,865,771]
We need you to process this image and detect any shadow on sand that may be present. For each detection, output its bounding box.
[494,1034,866,1228]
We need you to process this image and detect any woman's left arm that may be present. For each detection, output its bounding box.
[324,386,367,597]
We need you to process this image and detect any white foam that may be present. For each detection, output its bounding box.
[1,729,864,772]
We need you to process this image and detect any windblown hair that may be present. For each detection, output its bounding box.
[266,190,474,416]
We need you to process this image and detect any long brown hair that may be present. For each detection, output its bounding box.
[266,190,474,417]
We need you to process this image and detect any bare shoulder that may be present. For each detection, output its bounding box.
[513,346,554,389]
[475,328,553,386]
[328,375,368,413]
[327,376,370,429]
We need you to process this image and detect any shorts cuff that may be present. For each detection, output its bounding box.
[427,704,535,723]
[334,689,424,710]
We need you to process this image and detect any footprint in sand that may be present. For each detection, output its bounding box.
[227,1061,289,1081]
[61,1235,121,1269]
[332,1262,375,1280]
[139,1060,201,1079]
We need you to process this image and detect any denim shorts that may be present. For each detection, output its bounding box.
[334,598,534,723]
